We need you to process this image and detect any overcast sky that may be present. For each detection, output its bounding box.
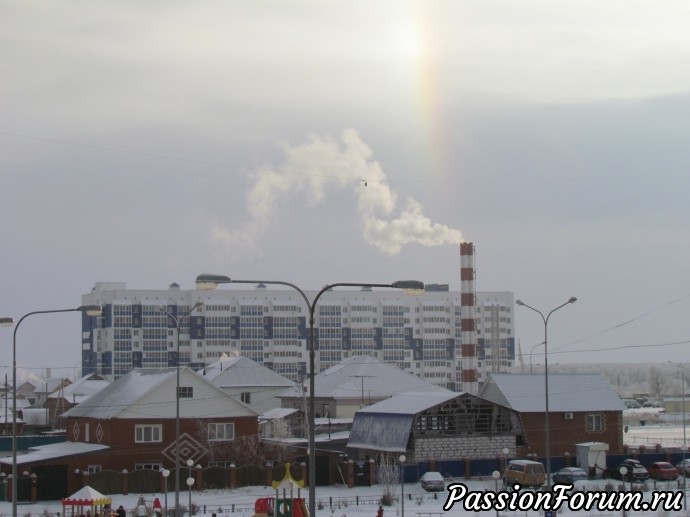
[2,1,690,381]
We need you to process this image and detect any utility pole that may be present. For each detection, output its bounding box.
[350,375,374,408]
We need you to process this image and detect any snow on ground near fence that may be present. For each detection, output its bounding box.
[1,476,688,517]
[2,419,687,516]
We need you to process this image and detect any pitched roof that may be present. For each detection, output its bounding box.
[0,441,110,466]
[355,391,461,415]
[280,355,450,399]
[63,485,112,505]
[63,369,177,419]
[478,373,626,412]
[260,407,299,420]
[35,378,71,395]
[63,367,257,420]
[49,374,110,404]
[200,355,295,388]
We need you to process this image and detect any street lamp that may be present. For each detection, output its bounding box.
[515,296,577,489]
[159,302,203,517]
[668,361,687,514]
[1,319,13,441]
[8,305,102,517]
[161,469,170,517]
[195,274,425,515]
[528,341,545,374]
[186,459,195,516]
[399,454,406,517]
[491,471,501,517]
[620,466,628,517]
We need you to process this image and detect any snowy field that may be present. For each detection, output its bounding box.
[623,408,688,448]
[0,477,688,517]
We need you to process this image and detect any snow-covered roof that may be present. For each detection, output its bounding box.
[63,367,257,420]
[63,369,177,419]
[279,355,450,400]
[49,374,110,404]
[478,373,626,412]
[260,408,299,420]
[355,391,461,415]
[0,441,110,466]
[35,378,71,395]
[0,398,32,410]
[348,413,413,452]
[200,356,295,388]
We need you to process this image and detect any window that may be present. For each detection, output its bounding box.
[178,386,193,398]
[135,463,163,471]
[586,413,604,432]
[241,392,251,404]
[135,424,162,443]
[208,422,235,441]
[88,465,102,474]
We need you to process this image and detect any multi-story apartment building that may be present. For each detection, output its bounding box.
[476,291,516,379]
[80,283,514,394]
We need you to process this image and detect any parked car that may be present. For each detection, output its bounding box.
[610,459,649,482]
[420,471,445,492]
[504,459,545,488]
[677,459,690,477]
[552,467,588,484]
[648,462,678,481]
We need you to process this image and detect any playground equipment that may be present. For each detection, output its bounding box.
[252,463,309,517]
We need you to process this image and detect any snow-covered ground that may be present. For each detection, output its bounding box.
[2,415,688,517]
[623,409,688,448]
[1,477,688,517]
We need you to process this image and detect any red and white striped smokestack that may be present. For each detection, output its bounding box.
[460,242,479,394]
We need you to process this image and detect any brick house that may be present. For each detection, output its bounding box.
[478,373,626,457]
[0,367,258,500]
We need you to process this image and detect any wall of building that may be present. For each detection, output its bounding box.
[519,411,624,457]
[66,415,259,470]
[82,283,515,395]
[414,435,515,462]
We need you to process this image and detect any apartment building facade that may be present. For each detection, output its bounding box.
[81,281,514,393]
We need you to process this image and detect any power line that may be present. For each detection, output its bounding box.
[552,292,690,353]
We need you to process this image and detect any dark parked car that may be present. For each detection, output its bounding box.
[552,467,588,484]
[420,471,445,492]
[648,462,678,481]
[611,459,649,482]
[677,459,690,477]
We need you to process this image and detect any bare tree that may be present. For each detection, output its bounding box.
[376,453,401,506]
[649,366,669,401]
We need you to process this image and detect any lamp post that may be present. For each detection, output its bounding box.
[491,471,501,517]
[528,341,545,374]
[196,274,425,516]
[399,454,406,517]
[0,319,13,442]
[620,466,628,517]
[668,361,687,514]
[162,469,170,517]
[159,302,203,517]
[515,297,577,489]
[8,305,102,517]
[186,459,195,516]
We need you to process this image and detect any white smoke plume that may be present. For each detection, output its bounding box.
[213,128,462,255]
